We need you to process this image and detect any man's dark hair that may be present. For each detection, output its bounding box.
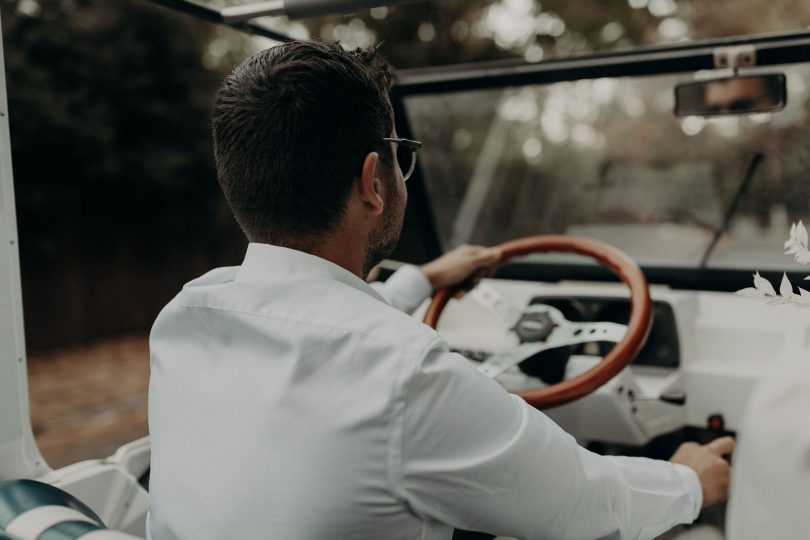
[212,41,394,245]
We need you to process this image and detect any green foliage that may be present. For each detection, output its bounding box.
[299,0,665,70]
[3,0,223,224]
[1,0,248,348]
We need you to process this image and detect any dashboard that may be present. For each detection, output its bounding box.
[417,277,810,447]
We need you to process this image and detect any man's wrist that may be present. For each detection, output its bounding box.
[419,264,440,292]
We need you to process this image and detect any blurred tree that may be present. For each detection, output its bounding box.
[2,0,247,348]
[297,0,674,70]
[289,0,810,71]
[689,0,810,39]
[4,0,220,219]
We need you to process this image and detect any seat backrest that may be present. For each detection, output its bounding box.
[0,480,142,539]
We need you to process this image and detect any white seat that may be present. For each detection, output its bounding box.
[0,480,142,540]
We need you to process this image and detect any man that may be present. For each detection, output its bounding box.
[148,42,732,540]
[702,76,781,114]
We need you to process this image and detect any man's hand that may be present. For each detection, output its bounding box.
[421,245,502,292]
[670,436,734,508]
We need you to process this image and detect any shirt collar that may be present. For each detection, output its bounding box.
[235,242,386,303]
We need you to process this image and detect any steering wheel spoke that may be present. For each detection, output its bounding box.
[556,321,627,347]
[475,320,627,380]
[476,341,549,379]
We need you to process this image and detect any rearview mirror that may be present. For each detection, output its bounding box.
[674,74,786,116]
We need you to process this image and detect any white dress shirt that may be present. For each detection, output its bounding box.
[725,354,810,539]
[147,243,701,540]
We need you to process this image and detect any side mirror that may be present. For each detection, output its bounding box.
[674,74,786,116]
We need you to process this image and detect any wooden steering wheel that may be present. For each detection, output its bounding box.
[423,235,653,409]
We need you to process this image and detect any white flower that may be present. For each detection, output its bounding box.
[779,272,795,298]
[784,221,810,263]
[737,222,810,307]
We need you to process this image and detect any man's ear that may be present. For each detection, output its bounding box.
[357,151,385,215]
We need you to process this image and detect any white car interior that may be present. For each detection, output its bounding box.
[2,1,810,539]
[426,277,808,446]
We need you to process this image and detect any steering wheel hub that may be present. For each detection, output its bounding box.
[514,311,556,342]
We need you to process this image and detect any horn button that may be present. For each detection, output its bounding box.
[514,311,556,342]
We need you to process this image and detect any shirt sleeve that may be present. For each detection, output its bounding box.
[391,340,701,540]
[370,264,432,315]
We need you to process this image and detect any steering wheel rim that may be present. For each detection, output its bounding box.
[423,235,653,409]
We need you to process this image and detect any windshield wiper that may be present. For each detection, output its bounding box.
[698,152,764,269]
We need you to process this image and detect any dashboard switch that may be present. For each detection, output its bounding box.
[708,414,725,431]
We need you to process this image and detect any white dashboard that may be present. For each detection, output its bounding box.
[415,278,810,447]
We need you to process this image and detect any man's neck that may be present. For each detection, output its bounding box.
[270,229,367,281]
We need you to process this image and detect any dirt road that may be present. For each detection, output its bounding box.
[27,336,149,469]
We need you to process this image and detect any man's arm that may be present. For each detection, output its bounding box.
[392,342,730,540]
[371,245,500,314]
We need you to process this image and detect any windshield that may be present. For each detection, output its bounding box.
[403,66,810,271]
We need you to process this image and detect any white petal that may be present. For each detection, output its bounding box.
[780,273,794,298]
[786,245,800,255]
[799,221,808,247]
[736,287,766,298]
[799,287,810,299]
[798,252,810,264]
[753,272,777,296]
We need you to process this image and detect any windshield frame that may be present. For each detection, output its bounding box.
[388,30,810,292]
[149,0,296,42]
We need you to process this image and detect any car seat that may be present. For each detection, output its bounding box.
[0,479,142,539]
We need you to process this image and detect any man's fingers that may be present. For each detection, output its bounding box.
[706,436,735,456]
[422,245,503,291]
[468,247,501,270]
[480,247,502,264]
[484,264,499,278]
[483,246,502,256]
[470,248,501,281]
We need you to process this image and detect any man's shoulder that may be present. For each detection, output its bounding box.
[153,267,441,355]
[294,276,441,350]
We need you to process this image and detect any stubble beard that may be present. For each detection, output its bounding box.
[363,183,405,278]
